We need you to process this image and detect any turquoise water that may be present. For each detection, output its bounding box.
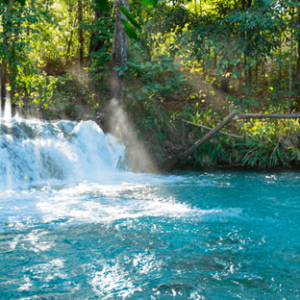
[1,171,300,299]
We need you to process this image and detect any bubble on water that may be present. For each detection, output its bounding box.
[18,276,32,291]
[90,263,135,298]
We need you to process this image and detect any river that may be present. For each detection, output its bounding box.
[0,118,299,299]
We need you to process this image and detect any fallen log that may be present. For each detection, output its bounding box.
[163,112,238,171]
[181,119,244,139]
[234,113,300,120]
[161,112,300,171]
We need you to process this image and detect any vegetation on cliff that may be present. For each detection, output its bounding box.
[1,0,300,169]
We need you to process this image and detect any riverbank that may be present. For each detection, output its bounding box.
[6,64,300,172]
[39,105,300,172]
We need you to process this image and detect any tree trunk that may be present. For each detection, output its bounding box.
[279,12,283,83]
[0,63,3,116]
[89,10,106,54]
[3,0,12,119]
[289,9,294,113]
[248,66,252,85]
[110,0,129,105]
[255,55,258,83]
[67,30,74,57]
[67,15,77,58]
[200,0,202,16]
[295,6,300,92]
[244,53,247,85]
[247,29,254,86]
[213,49,217,69]
[78,0,84,69]
[11,3,23,99]
[243,0,252,86]
[220,64,233,93]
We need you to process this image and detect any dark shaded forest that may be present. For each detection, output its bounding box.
[2,0,300,169]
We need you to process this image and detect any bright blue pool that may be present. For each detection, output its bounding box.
[0,120,299,299]
[1,171,300,299]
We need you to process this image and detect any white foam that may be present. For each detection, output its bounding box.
[91,263,135,298]
[0,118,126,191]
[0,118,239,230]
[18,276,32,291]
[0,179,241,232]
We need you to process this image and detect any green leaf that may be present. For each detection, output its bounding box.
[120,19,139,41]
[140,0,154,6]
[150,0,158,6]
[119,7,141,29]
[94,0,109,12]
[17,0,26,5]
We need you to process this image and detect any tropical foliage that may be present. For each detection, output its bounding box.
[1,0,300,168]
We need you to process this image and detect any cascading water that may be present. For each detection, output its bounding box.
[0,118,299,299]
[4,93,11,120]
[0,118,126,191]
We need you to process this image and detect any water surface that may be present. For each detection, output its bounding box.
[0,119,299,299]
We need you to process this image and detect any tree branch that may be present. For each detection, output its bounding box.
[234,113,300,120]
[181,119,244,139]
[163,112,237,170]
[161,112,300,171]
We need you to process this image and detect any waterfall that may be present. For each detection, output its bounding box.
[0,118,126,191]
[4,92,11,120]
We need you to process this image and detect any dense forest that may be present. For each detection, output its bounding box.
[2,0,300,169]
